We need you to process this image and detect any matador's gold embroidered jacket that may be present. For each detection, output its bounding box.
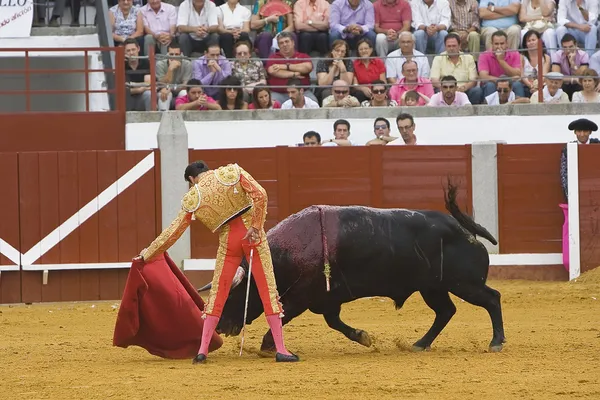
[141,163,268,262]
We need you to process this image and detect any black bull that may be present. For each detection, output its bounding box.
[198,185,506,353]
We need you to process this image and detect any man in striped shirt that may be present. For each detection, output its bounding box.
[448,0,481,59]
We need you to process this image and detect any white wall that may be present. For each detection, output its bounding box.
[125,114,600,150]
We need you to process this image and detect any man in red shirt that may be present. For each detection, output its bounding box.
[373,0,412,57]
[266,32,316,105]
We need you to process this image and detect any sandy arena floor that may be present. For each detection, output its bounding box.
[1,271,600,400]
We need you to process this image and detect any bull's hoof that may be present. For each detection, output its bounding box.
[356,330,372,347]
[192,354,207,364]
[488,344,503,353]
[411,344,431,352]
[276,352,300,362]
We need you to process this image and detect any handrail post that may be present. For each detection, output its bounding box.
[537,38,543,104]
[84,50,90,111]
[149,46,157,111]
[25,50,31,112]
[115,46,126,112]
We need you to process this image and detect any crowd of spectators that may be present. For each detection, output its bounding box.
[119,0,600,111]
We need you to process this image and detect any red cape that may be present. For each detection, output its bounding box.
[113,252,223,359]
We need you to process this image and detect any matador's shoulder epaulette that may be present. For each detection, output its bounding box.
[214,163,241,186]
[181,185,201,213]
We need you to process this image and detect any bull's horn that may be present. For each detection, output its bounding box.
[231,266,246,290]
[197,282,212,293]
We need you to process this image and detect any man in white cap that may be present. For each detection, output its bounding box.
[560,118,599,202]
[530,72,570,103]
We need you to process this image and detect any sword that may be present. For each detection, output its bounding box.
[239,246,254,356]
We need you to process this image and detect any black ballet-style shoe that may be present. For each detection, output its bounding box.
[275,352,299,362]
[192,354,207,364]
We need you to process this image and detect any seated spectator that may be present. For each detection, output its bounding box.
[251,0,295,62]
[249,85,282,109]
[111,0,145,48]
[302,131,322,146]
[428,75,472,106]
[156,42,193,111]
[231,41,267,100]
[411,0,451,54]
[282,78,321,108]
[294,0,331,56]
[448,0,481,59]
[387,113,418,145]
[175,79,223,110]
[389,60,434,105]
[590,50,600,75]
[217,0,251,59]
[386,32,431,83]
[352,39,386,102]
[329,0,377,51]
[177,0,219,57]
[484,75,531,104]
[322,119,354,146]
[316,39,355,101]
[361,80,398,107]
[556,0,598,57]
[34,0,81,27]
[373,0,412,57]
[124,38,151,111]
[430,33,482,104]
[141,0,177,57]
[571,69,600,102]
[322,80,361,107]
[266,32,316,104]
[218,76,249,109]
[519,0,557,57]
[551,33,589,100]
[192,41,232,100]
[366,117,400,145]
[478,31,525,98]
[401,89,426,106]
[479,0,521,50]
[530,71,570,103]
[521,30,551,98]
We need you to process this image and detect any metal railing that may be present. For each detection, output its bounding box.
[0,46,126,113]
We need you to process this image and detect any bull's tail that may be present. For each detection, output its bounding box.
[444,180,498,245]
[318,206,332,291]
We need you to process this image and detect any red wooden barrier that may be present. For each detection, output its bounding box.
[578,145,600,273]
[0,153,21,304]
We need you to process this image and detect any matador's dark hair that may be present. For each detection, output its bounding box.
[184,160,210,182]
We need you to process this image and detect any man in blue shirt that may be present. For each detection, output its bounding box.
[479,0,521,50]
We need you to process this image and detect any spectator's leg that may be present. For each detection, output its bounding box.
[520,28,527,45]
[360,31,376,52]
[136,36,146,56]
[142,90,153,111]
[481,27,498,50]
[270,91,289,104]
[506,25,522,50]
[414,30,428,54]
[70,0,81,26]
[158,91,173,111]
[483,81,496,97]
[589,51,600,74]
[239,31,250,45]
[561,83,581,101]
[387,38,399,54]
[316,32,330,54]
[329,30,343,48]
[297,31,313,54]
[584,25,598,56]
[220,32,235,59]
[159,42,170,55]
[555,26,568,49]
[303,90,318,104]
[511,81,525,98]
[434,30,448,53]
[254,32,274,62]
[466,86,483,105]
[351,88,369,103]
[199,33,219,55]
[467,31,481,61]
[542,28,558,57]
[375,33,389,57]
[178,33,193,57]
[319,88,332,103]
[34,2,47,26]
[144,34,158,58]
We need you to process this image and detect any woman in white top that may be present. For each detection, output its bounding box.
[217,0,252,59]
[519,0,557,56]
[572,69,600,103]
[521,30,551,98]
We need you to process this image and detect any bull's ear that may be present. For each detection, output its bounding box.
[231,266,246,290]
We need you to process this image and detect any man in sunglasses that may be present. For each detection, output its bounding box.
[322,80,361,107]
[366,117,401,145]
[427,75,471,106]
[483,75,530,105]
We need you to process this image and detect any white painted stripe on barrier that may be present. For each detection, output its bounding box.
[22,263,131,271]
[0,265,19,272]
[20,153,155,266]
[183,259,217,271]
[567,142,581,281]
[0,238,21,265]
[489,253,563,266]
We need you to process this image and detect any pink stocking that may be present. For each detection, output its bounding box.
[266,314,292,356]
[198,315,219,356]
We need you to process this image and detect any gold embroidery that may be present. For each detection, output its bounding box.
[204,224,231,316]
[142,210,192,262]
[214,163,241,186]
[239,167,268,231]
[181,185,201,213]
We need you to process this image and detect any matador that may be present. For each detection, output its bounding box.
[138,160,299,363]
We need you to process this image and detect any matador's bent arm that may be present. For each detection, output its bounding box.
[239,168,268,230]
[142,210,193,262]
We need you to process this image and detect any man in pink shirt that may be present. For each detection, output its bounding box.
[373,0,412,56]
[427,75,472,106]
[175,79,222,110]
[141,0,177,56]
[478,30,524,98]
[389,60,434,106]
